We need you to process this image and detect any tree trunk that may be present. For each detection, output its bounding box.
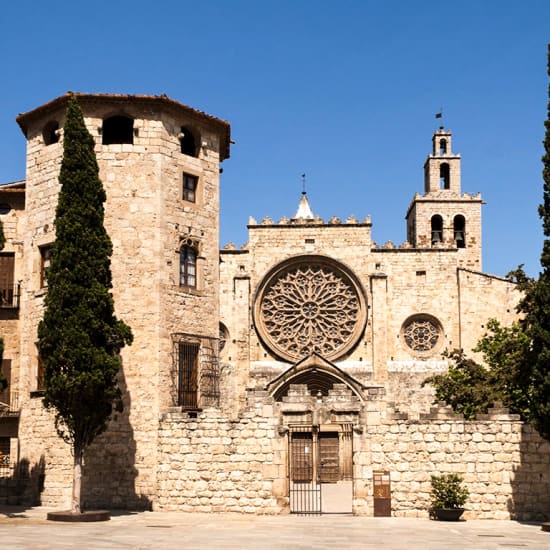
[72,446,83,514]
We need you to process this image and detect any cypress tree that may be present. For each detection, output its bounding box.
[37,96,133,513]
[519,44,550,440]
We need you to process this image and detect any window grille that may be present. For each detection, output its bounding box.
[172,333,220,409]
[0,253,18,308]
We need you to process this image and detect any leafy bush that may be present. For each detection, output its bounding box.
[430,474,469,509]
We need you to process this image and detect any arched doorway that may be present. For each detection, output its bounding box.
[267,354,364,514]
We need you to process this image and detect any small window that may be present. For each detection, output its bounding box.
[439,138,447,156]
[40,245,53,288]
[0,359,11,407]
[178,342,199,409]
[36,355,45,391]
[401,314,443,356]
[439,163,450,190]
[219,323,229,353]
[180,126,198,157]
[42,121,60,145]
[0,253,15,307]
[183,174,198,203]
[431,215,443,245]
[453,215,466,248]
[180,245,197,288]
[102,115,134,145]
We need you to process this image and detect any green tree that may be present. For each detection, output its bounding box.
[517,43,550,440]
[424,46,550,441]
[37,96,133,514]
[474,319,531,417]
[423,348,498,420]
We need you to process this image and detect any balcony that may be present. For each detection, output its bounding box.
[0,391,20,417]
[0,284,20,309]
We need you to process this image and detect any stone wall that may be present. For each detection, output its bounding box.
[356,405,550,520]
[157,408,284,513]
[154,402,550,520]
[16,396,71,507]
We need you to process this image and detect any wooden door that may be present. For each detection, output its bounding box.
[290,432,314,482]
[319,432,339,483]
[373,471,391,516]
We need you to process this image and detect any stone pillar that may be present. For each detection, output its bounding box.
[369,273,388,383]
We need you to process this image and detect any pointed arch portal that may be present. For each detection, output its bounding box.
[266,352,366,402]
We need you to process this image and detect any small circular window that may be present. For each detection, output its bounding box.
[401,314,443,356]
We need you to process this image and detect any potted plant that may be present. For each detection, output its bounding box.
[429,473,469,521]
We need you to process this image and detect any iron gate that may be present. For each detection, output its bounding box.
[288,424,354,515]
[289,426,321,515]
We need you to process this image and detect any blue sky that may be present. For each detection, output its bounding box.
[0,1,548,277]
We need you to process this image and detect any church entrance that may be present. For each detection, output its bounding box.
[289,425,353,514]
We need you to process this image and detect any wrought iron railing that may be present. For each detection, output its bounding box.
[172,333,220,409]
[0,390,20,416]
[0,459,15,478]
[0,283,20,309]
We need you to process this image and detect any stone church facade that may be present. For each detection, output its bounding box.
[1,93,549,519]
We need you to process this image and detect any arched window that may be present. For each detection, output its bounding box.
[453,215,466,248]
[180,126,198,157]
[179,244,197,288]
[439,139,447,156]
[219,323,229,353]
[431,215,443,245]
[439,163,450,189]
[102,115,134,145]
[42,121,59,145]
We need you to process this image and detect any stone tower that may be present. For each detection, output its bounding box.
[405,128,483,270]
[12,93,230,507]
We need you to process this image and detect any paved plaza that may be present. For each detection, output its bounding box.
[0,507,549,549]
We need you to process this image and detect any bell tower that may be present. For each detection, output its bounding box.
[424,128,461,193]
[406,128,483,270]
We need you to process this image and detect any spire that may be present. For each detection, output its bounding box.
[293,191,315,221]
[291,173,315,221]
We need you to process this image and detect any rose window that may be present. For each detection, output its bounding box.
[255,257,366,361]
[402,315,443,354]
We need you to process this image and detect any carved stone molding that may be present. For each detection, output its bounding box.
[401,314,443,356]
[254,256,367,361]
